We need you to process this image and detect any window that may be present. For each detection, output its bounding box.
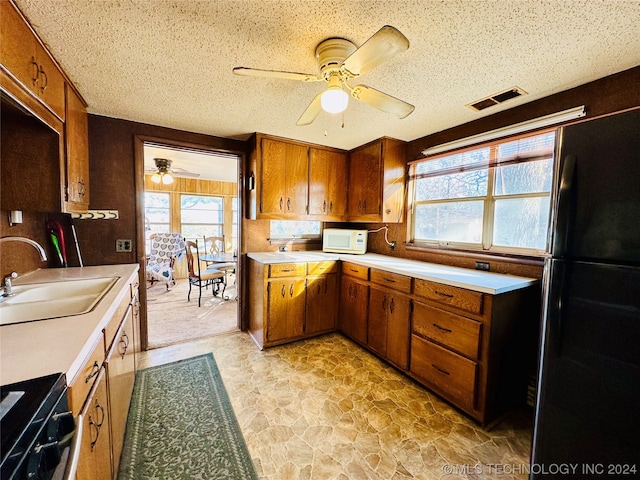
[270,220,322,240]
[410,131,555,254]
[144,192,170,251]
[180,195,223,242]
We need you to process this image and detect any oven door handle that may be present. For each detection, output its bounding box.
[63,413,84,480]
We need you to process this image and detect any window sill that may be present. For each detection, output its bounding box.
[404,242,546,267]
[268,238,322,246]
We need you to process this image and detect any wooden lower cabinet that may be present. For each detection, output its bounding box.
[367,282,411,369]
[248,259,340,348]
[338,275,369,345]
[266,278,306,343]
[306,274,338,335]
[105,305,136,475]
[76,367,112,480]
[409,278,538,425]
[70,274,140,480]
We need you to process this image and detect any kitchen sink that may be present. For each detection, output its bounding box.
[0,277,118,326]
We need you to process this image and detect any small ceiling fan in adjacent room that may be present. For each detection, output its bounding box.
[233,25,415,125]
[145,158,200,185]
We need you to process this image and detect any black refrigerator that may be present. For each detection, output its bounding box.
[531,108,640,478]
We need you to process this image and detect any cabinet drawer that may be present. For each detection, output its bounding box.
[68,335,105,415]
[413,302,481,359]
[342,262,369,280]
[103,293,130,353]
[269,263,306,277]
[410,335,477,411]
[307,261,338,275]
[370,269,412,293]
[414,279,483,315]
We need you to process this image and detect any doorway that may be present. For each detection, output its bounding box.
[134,136,243,350]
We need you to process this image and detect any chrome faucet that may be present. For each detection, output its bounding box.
[0,236,48,261]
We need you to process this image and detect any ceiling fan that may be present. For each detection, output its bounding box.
[145,158,200,185]
[233,25,415,126]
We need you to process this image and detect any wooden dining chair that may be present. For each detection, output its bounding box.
[185,240,226,306]
[203,235,236,279]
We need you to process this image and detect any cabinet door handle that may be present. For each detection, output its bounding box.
[290,283,294,297]
[433,323,452,333]
[434,290,454,298]
[38,65,48,93]
[382,295,387,311]
[432,364,450,376]
[390,298,395,314]
[30,57,39,85]
[363,200,367,212]
[281,284,286,297]
[348,284,353,298]
[279,197,283,211]
[287,198,291,210]
[357,200,362,212]
[119,331,129,359]
[329,201,333,213]
[85,361,100,383]
[323,200,326,212]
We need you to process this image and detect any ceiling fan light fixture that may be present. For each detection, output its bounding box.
[161,173,174,185]
[152,157,174,184]
[321,73,348,114]
[321,87,348,114]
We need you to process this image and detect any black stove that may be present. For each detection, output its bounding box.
[1,373,75,480]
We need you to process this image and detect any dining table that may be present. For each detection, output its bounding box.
[200,253,236,265]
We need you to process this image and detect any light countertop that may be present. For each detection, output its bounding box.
[0,264,139,386]
[247,251,538,295]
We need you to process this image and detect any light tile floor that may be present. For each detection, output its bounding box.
[139,332,532,480]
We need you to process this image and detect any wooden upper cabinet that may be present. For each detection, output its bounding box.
[65,84,90,211]
[308,147,348,220]
[347,137,407,223]
[0,0,65,119]
[260,137,308,216]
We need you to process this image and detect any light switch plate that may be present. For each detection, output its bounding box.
[116,239,132,252]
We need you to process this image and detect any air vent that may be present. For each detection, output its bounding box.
[467,87,527,111]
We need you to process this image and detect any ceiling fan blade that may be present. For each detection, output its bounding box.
[233,67,321,82]
[297,93,323,126]
[341,25,409,76]
[350,84,415,118]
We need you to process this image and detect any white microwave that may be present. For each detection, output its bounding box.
[322,228,368,254]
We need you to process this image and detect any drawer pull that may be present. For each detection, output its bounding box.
[433,323,452,333]
[85,361,100,384]
[281,268,294,272]
[434,290,454,298]
[432,364,450,376]
[349,268,359,273]
[383,277,396,283]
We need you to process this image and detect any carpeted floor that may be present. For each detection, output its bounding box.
[118,353,258,479]
[146,275,238,349]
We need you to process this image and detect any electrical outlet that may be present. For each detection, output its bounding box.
[390,241,396,251]
[116,239,132,252]
[279,245,288,252]
[475,261,490,271]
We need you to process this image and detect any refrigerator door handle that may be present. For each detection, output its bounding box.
[551,155,576,257]
[542,259,566,355]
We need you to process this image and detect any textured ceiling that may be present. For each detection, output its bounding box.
[15,0,640,155]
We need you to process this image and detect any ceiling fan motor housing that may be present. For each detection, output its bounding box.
[154,157,172,172]
[315,38,357,80]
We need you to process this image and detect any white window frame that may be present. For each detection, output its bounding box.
[408,130,555,256]
[180,194,224,242]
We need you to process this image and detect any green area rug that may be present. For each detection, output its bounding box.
[118,354,258,479]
